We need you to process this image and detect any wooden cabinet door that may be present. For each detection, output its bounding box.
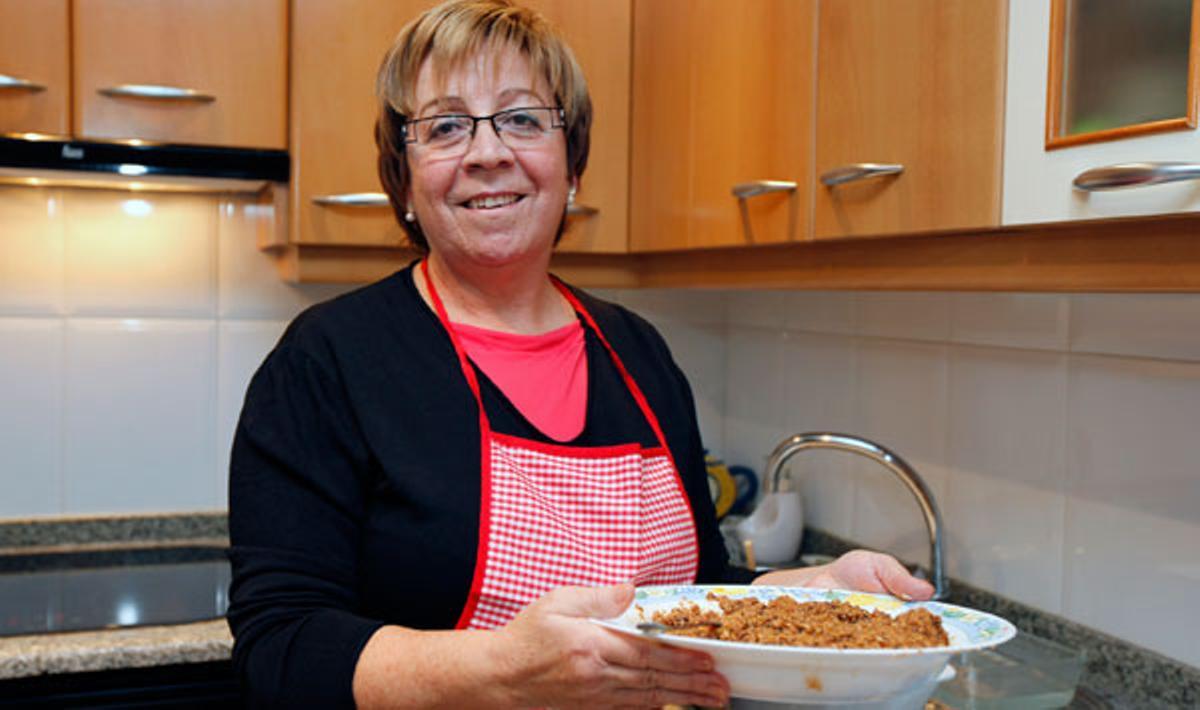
[0,0,70,136]
[1003,0,1200,225]
[630,0,815,252]
[813,0,1006,240]
[291,0,630,252]
[290,0,424,247]
[73,0,287,149]
[525,0,630,254]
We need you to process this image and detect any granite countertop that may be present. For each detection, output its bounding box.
[0,619,232,680]
[0,512,233,681]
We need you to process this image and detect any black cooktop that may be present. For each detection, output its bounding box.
[0,544,229,638]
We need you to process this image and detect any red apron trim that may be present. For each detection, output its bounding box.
[420,262,494,630]
[491,432,643,458]
[551,279,700,552]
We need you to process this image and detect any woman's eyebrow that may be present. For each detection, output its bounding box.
[496,87,548,105]
[415,96,467,117]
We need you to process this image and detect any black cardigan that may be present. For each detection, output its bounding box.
[226,264,752,708]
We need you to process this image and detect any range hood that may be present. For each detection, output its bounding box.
[0,134,288,193]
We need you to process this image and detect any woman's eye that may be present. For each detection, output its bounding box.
[427,118,469,140]
[502,111,544,131]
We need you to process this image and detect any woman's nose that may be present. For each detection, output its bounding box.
[462,119,514,167]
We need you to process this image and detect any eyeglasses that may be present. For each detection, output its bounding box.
[403,106,565,156]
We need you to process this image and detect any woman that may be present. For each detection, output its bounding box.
[227,1,933,707]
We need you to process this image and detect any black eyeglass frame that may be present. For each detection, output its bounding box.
[401,106,566,146]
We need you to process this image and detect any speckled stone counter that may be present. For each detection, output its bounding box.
[802,528,1200,710]
[0,511,226,549]
[0,512,232,681]
[0,619,232,680]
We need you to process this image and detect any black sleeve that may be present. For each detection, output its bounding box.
[226,332,384,709]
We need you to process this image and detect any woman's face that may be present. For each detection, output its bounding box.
[406,47,570,269]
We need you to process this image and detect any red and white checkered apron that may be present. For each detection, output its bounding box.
[419,262,699,630]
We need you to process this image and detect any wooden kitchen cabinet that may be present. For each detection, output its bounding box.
[813,0,1007,240]
[288,0,630,254]
[629,0,816,252]
[0,0,70,137]
[1003,0,1200,226]
[73,0,287,149]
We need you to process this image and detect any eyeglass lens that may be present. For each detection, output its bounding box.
[409,107,562,154]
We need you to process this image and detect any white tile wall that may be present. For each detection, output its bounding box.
[945,346,1067,611]
[63,318,218,513]
[632,290,1200,668]
[0,187,64,315]
[0,187,353,517]
[0,319,63,517]
[950,293,1068,351]
[1069,293,1200,362]
[64,191,217,318]
[216,319,290,505]
[851,339,950,566]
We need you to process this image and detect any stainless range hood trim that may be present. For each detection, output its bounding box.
[0,166,274,195]
[0,134,289,184]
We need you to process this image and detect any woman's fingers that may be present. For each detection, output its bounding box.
[604,665,730,708]
[872,554,935,601]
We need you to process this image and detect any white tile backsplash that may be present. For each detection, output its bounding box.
[1064,498,1200,667]
[851,339,950,564]
[64,190,217,318]
[63,318,218,513]
[854,292,950,342]
[217,197,352,319]
[216,320,290,505]
[1066,355,1200,525]
[0,187,64,315]
[950,293,1069,351]
[1069,293,1200,363]
[946,345,1068,611]
[652,320,726,454]
[0,319,63,517]
[723,326,790,476]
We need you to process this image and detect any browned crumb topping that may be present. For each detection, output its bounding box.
[651,593,949,649]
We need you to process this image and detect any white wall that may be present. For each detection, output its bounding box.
[628,287,1200,669]
[0,186,352,517]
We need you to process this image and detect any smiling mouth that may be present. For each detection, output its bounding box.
[463,194,524,210]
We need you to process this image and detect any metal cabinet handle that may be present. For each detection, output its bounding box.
[566,203,598,217]
[98,84,216,102]
[311,192,390,207]
[1073,162,1200,191]
[0,73,47,92]
[820,163,904,186]
[731,180,797,199]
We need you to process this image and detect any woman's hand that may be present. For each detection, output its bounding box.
[752,549,934,601]
[495,583,730,709]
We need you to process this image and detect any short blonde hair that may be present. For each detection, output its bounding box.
[375,0,593,251]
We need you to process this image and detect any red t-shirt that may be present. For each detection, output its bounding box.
[452,320,587,442]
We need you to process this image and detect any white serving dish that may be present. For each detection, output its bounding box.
[594,585,1016,708]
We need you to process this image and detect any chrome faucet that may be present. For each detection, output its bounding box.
[764,432,948,600]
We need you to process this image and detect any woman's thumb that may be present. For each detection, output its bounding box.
[548,583,636,619]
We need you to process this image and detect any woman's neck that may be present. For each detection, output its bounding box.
[416,253,574,335]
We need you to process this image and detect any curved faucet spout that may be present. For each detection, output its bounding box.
[764,432,947,600]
